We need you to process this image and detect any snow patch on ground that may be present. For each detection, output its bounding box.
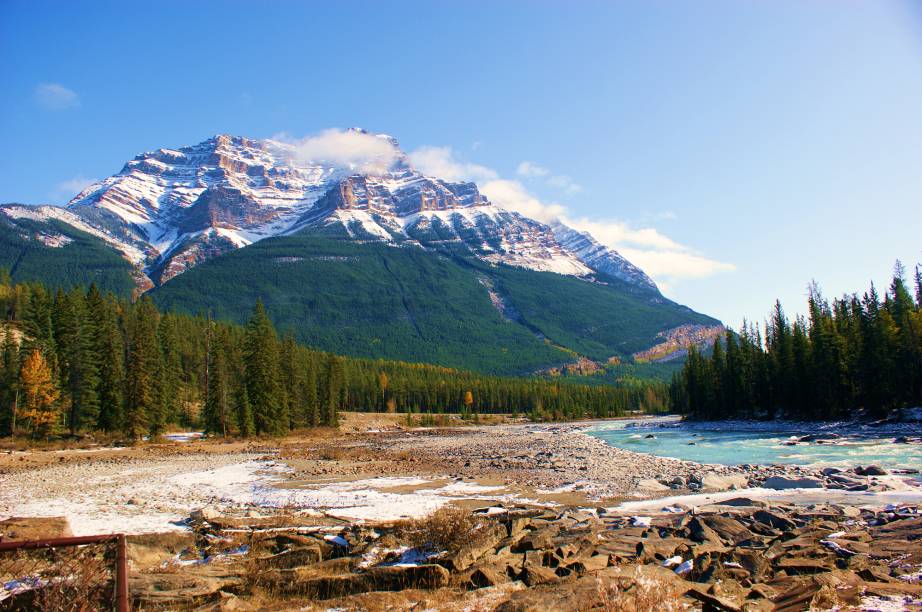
[0,458,534,535]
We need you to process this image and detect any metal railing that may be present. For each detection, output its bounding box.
[0,534,128,611]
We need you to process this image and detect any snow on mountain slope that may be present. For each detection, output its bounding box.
[550,221,656,290]
[28,130,657,291]
[1,204,147,263]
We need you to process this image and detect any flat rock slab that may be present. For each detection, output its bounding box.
[763,476,824,490]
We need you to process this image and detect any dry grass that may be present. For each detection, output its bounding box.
[0,543,117,610]
[395,506,481,555]
[592,573,683,612]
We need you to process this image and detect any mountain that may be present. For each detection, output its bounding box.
[0,130,722,374]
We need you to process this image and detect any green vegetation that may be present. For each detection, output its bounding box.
[0,275,668,439]
[151,233,716,374]
[671,261,922,421]
[0,216,136,297]
[491,265,718,361]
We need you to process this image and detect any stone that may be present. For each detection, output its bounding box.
[752,509,796,531]
[566,553,610,575]
[255,546,323,569]
[0,516,72,540]
[715,497,767,508]
[685,586,742,611]
[799,433,841,442]
[700,515,753,545]
[855,465,888,476]
[511,528,557,553]
[701,474,750,491]
[776,558,833,574]
[286,564,450,599]
[467,565,511,588]
[521,564,560,586]
[636,478,670,491]
[446,522,507,571]
[189,506,221,522]
[762,476,823,490]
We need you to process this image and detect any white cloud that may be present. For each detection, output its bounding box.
[516,161,550,178]
[480,179,567,222]
[410,146,497,183]
[517,160,581,193]
[409,145,733,288]
[273,129,401,175]
[34,83,79,110]
[53,176,97,202]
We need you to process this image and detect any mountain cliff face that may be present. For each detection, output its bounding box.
[0,129,722,374]
[48,130,634,286]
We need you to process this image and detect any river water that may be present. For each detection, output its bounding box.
[586,417,922,472]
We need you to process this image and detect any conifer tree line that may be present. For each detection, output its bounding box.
[670,262,922,421]
[0,273,665,438]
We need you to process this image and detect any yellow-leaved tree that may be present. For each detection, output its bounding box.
[18,349,61,440]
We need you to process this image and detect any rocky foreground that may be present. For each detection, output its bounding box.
[6,500,919,610]
[68,499,922,611]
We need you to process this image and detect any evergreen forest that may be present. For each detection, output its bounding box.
[0,272,667,440]
[670,262,922,421]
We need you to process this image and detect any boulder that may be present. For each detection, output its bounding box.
[752,509,796,531]
[255,546,323,569]
[701,473,750,491]
[762,476,824,490]
[798,433,841,442]
[855,465,888,476]
[447,522,507,571]
[521,564,560,586]
[636,478,670,491]
[700,516,753,545]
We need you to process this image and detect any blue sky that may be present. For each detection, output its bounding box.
[2,0,921,327]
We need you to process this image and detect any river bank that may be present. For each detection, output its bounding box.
[3,419,921,537]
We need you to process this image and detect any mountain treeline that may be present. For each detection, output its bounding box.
[0,273,664,439]
[670,262,922,421]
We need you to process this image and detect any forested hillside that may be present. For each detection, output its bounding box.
[670,262,922,421]
[151,233,718,374]
[0,214,137,297]
[0,275,667,440]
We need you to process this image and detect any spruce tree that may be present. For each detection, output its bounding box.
[89,291,124,431]
[244,300,284,435]
[323,354,344,427]
[123,298,159,439]
[0,331,19,436]
[203,326,230,436]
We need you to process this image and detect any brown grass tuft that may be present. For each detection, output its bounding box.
[592,573,682,612]
[395,506,480,554]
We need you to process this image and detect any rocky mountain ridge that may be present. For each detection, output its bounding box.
[2,130,657,290]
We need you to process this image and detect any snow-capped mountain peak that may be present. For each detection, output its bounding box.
[5,131,659,292]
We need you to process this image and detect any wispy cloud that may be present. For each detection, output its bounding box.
[409,146,733,289]
[272,128,400,175]
[53,175,96,202]
[410,146,497,183]
[34,83,79,110]
[517,160,582,193]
